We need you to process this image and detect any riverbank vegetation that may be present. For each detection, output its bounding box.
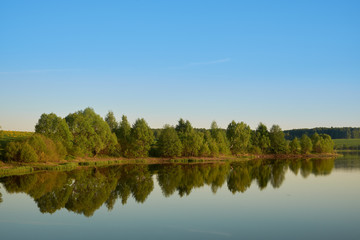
[0,108,336,164]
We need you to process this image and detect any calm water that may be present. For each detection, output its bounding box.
[1,153,359,239]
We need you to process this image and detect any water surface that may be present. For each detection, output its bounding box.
[1,154,359,239]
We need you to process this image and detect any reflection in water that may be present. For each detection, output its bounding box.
[0,158,335,217]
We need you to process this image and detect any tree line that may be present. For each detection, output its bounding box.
[3,108,335,163]
[284,127,360,140]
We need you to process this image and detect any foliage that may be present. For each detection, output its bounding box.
[312,133,334,153]
[175,119,202,156]
[116,115,131,156]
[226,121,251,155]
[35,113,73,152]
[65,108,118,156]
[289,137,301,154]
[269,125,288,154]
[253,123,271,154]
[284,127,360,140]
[300,134,313,154]
[210,121,230,155]
[2,109,336,160]
[105,111,118,133]
[157,125,182,157]
[4,134,62,162]
[127,118,154,157]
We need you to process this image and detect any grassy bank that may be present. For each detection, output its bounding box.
[333,138,360,150]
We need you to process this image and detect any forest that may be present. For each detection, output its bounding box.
[1,108,335,163]
[284,127,360,139]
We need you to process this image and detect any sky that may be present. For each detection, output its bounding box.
[0,0,359,131]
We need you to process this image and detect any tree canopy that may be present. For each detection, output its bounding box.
[65,108,117,156]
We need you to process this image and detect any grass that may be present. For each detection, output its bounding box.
[35,162,79,171]
[0,166,34,177]
[333,138,360,150]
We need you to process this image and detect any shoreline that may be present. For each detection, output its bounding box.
[0,153,339,177]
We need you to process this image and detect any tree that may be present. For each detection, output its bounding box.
[269,125,288,154]
[312,133,334,153]
[204,130,219,157]
[300,134,313,154]
[226,121,251,155]
[157,125,182,157]
[105,111,118,133]
[35,113,73,152]
[175,119,202,156]
[254,123,271,154]
[210,121,230,155]
[116,115,131,156]
[127,118,154,157]
[65,108,117,156]
[289,137,301,154]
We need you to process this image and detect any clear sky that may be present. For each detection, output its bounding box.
[0,0,359,131]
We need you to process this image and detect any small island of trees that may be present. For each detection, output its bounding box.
[2,108,335,163]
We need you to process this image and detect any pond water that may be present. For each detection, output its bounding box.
[1,153,359,239]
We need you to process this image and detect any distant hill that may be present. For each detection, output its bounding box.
[284,127,360,140]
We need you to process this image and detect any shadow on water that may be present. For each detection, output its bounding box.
[0,157,347,217]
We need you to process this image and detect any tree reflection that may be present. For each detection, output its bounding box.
[0,158,335,216]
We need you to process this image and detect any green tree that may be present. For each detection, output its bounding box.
[269,125,288,154]
[105,111,118,133]
[312,133,334,153]
[157,125,183,157]
[226,121,251,155]
[19,142,39,162]
[198,132,211,157]
[4,141,21,162]
[289,137,301,154]
[175,119,202,156]
[253,123,271,154]
[210,121,230,155]
[204,130,219,157]
[35,113,73,152]
[65,108,117,156]
[300,134,313,154]
[127,118,154,157]
[116,115,131,156]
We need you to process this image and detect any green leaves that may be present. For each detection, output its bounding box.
[65,108,118,156]
[158,125,182,157]
[127,118,154,158]
[226,121,251,155]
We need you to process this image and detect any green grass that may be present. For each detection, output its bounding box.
[0,166,34,177]
[78,159,125,166]
[35,162,79,171]
[333,139,360,150]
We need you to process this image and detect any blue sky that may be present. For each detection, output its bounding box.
[0,0,359,131]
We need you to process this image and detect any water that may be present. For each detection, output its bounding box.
[1,153,359,239]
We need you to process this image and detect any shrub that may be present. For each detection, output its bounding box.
[19,143,38,162]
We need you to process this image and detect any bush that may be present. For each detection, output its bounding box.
[4,142,21,162]
[19,143,38,162]
[4,134,63,163]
